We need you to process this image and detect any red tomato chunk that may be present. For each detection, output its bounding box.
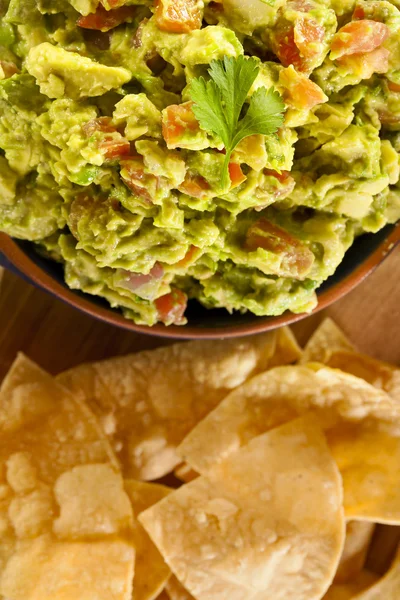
[245,218,314,277]
[155,0,203,33]
[77,5,136,32]
[155,289,188,325]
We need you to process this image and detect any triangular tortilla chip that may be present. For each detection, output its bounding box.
[166,575,195,600]
[326,351,400,402]
[300,318,355,365]
[178,365,400,524]
[323,570,378,600]
[0,354,135,600]
[140,416,345,600]
[300,319,400,401]
[335,521,375,583]
[125,480,171,600]
[58,330,300,480]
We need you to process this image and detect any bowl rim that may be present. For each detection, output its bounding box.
[1,225,399,339]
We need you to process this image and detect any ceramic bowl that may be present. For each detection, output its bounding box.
[0,224,399,339]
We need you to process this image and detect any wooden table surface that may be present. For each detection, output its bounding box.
[0,247,399,380]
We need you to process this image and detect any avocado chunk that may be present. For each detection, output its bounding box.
[0,157,19,205]
[68,0,100,15]
[180,27,243,66]
[113,94,162,141]
[25,43,132,99]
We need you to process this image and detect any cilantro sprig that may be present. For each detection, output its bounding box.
[190,55,285,189]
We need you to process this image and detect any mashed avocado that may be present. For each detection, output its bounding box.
[0,0,400,325]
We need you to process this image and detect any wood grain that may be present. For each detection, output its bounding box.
[0,248,399,380]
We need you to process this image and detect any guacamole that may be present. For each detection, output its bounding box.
[0,0,400,326]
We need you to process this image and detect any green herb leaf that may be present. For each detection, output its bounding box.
[190,55,285,189]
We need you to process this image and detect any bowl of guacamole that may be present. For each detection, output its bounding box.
[0,0,400,331]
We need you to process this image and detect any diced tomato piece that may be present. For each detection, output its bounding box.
[155,288,188,325]
[294,17,325,58]
[275,27,303,70]
[178,173,211,198]
[0,60,19,79]
[388,81,400,93]
[331,20,390,59]
[228,163,247,189]
[82,118,130,160]
[352,5,365,19]
[263,170,296,198]
[77,5,136,32]
[175,245,201,268]
[82,117,115,136]
[279,66,327,110]
[120,156,158,203]
[99,136,131,159]
[337,46,390,78]
[264,169,292,184]
[244,218,314,277]
[121,263,164,292]
[254,170,295,208]
[274,17,324,71]
[155,0,202,33]
[162,102,200,148]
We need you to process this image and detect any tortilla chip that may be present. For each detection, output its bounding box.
[300,318,355,364]
[323,570,379,600]
[335,521,375,583]
[268,326,302,366]
[157,593,170,600]
[365,525,400,575]
[125,480,171,600]
[174,463,199,483]
[140,416,345,600]
[1,535,135,599]
[0,354,135,599]
[165,575,195,600]
[326,351,400,402]
[300,318,400,401]
[57,330,297,480]
[178,365,400,524]
[352,545,400,599]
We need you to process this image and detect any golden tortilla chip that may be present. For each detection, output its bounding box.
[335,521,375,583]
[58,330,299,480]
[300,318,355,365]
[352,546,400,599]
[326,351,400,402]
[178,365,400,524]
[140,416,345,600]
[165,575,195,600]
[1,535,135,599]
[157,593,170,600]
[323,570,378,600]
[300,318,400,401]
[0,354,135,600]
[268,326,302,366]
[125,480,171,600]
[174,463,199,484]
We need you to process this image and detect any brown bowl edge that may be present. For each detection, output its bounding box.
[1,225,399,339]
